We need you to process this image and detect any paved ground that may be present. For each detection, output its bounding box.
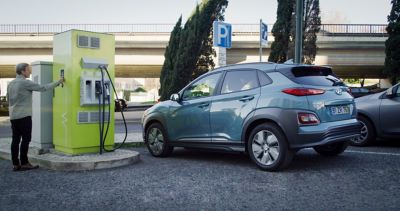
[1,142,400,210]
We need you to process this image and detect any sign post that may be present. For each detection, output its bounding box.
[213,21,232,67]
[295,0,304,64]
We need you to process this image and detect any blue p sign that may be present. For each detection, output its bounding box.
[213,21,232,48]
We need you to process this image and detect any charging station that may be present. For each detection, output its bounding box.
[52,30,115,155]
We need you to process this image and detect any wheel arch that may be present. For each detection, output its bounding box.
[242,117,288,153]
[143,117,167,142]
[357,112,378,137]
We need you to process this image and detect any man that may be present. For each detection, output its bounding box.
[7,63,64,171]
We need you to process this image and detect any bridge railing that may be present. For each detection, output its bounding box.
[319,24,387,37]
[0,23,388,37]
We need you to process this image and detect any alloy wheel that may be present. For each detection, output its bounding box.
[251,130,280,166]
[148,127,164,155]
[351,121,368,144]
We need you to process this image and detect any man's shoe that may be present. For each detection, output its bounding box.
[20,163,39,170]
[13,165,21,171]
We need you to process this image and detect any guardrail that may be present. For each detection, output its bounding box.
[0,24,387,37]
[320,24,387,36]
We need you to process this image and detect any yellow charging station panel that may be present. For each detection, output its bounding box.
[53,30,115,155]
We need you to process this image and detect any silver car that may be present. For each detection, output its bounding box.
[351,83,400,146]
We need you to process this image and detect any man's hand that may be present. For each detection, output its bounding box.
[59,77,64,87]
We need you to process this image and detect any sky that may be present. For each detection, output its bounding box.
[0,0,391,25]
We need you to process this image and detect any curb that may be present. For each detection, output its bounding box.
[0,145,140,171]
[32,150,140,171]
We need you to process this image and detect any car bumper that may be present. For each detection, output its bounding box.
[288,119,362,149]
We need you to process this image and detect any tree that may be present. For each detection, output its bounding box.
[268,0,294,63]
[384,0,400,84]
[302,0,321,64]
[269,0,321,64]
[159,0,229,101]
[158,16,182,101]
[192,2,226,80]
[287,0,321,64]
[171,5,202,96]
[192,32,216,80]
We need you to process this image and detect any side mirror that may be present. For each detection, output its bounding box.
[170,94,180,102]
[386,87,394,98]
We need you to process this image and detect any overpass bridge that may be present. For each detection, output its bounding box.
[0,24,387,79]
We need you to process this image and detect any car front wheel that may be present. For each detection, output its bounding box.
[145,123,173,157]
[247,123,294,171]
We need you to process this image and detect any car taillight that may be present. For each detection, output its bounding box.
[282,88,325,96]
[298,113,320,125]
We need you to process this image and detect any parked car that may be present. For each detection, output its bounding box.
[349,87,371,98]
[0,96,9,116]
[142,63,361,171]
[0,96,7,107]
[350,82,400,146]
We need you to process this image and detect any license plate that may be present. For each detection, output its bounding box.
[331,105,350,115]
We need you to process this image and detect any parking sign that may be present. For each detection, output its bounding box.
[213,21,232,48]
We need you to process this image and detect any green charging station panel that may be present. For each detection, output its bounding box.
[53,30,115,155]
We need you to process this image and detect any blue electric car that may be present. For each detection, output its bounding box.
[142,63,361,171]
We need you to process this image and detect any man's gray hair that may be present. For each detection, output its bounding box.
[16,63,29,75]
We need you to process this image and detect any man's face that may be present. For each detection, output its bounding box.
[22,65,31,78]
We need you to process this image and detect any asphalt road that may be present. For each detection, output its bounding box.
[1,142,400,210]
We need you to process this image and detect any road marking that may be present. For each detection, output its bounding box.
[345,150,400,156]
[304,148,400,156]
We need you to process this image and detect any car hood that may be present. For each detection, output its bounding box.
[142,100,171,117]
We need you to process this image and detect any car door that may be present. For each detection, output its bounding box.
[210,69,261,142]
[380,84,400,135]
[167,72,222,142]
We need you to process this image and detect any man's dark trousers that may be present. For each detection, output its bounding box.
[10,116,32,166]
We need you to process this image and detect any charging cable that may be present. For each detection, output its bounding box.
[98,65,128,152]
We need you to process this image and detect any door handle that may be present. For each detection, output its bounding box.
[239,96,254,102]
[198,103,210,108]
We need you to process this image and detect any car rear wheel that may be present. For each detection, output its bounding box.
[145,123,173,157]
[313,141,348,156]
[247,123,294,171]
[350,116,375,146]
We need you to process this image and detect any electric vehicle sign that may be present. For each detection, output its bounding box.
[213,21,232,48]
[260,21,268,46]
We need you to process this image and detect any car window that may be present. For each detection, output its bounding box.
[221,70,259,94]
[281,66,344,87]
[258,71,272,86]
[361,88,369,93]
[182,72,221,101]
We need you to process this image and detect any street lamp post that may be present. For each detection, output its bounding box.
[295,0,304,64]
